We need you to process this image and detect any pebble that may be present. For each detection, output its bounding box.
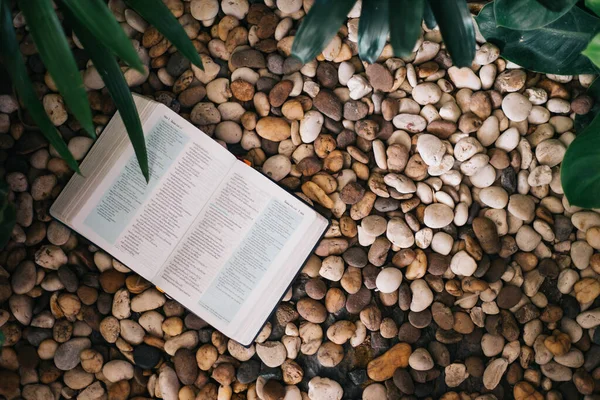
[42,94,68,126]
[502,93,532,122]
[54,338,91,370]
[256,341,287,367]
[308,377,343,400]
[375,268,402,293]
[412,83,442,105]
[483,358,508,389]
[158,366,180,400]
[448,67,482,90]
[367,343,411,381]
[103,360,134,382]
[417,134,445,166]
[133,344,162,369]
[423,203,454,228]
[450,251,477,276]
[408,348,434,371]
[410,280,433,312]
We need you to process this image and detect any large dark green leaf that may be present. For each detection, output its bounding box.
[291,0,356,64]
[476,2,600,74]
[389,0,424,58]
[495,0,578,30]
[0,0,80,173]
[61,0,145,72]
[63,8,149,182]
[561,115,600,208]
[537,0,575,11]
[427,0,475,67]
[423,1,437,28]
[18,0,95,138]
[574,78,600,132]
[587,0,600,15]
[125,0,203,69]
[358,0,389,63]
[583,33,600,68]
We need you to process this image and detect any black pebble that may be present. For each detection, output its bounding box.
[237,360,261,384]
[348,369,368,385]
[260,364,283,381]
[501,167,517,194]
[166,52,190,77]
[593,327,600,345]
[133,344,162,369]
[57,265,79,293]
[561,294,580,319]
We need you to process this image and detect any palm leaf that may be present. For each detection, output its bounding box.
[427,0,475,67]
[61,0,145,72]
[0,0,80,173]
[389,0,425,58]
[18,0,95,138]
[423,1,437,29]
[63,6,149,182]
[358,0,390,63]
[125,0,203,69]
[291,0,357,64]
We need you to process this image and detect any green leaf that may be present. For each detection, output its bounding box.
[575,78,600,132]
[587,0,600,15]
[561,115,600,208]
[537,0,573,11]
[583,32,600,69]
[18,0,95,138]
[291,0,356,64]
[494,0,578,30]
[61,0,145,72]
[358,0,389,63]
[389,0,424,58]
[476,2,600,74]
[0,0,80,173]
[423,1,437,29]
[125,0,203,70]
[427,0,475,67]
[63,7,149,182]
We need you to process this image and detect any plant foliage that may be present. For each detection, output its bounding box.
[494,0,578,30]
[561,78,600,207]
[476,2,600,75]
[477,0,600,207]
[292,0,476,67]
[0,0,202,183]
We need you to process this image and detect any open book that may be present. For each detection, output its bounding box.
[51,95,329,345]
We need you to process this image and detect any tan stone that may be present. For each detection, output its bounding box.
[367,343,411,381]
[256,117,291,141]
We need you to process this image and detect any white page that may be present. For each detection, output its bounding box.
[68,105,235,281]
[153,162,328,343]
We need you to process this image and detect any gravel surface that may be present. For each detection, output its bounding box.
[1,0,600,399]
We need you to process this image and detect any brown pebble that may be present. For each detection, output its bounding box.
[496,285,522,309]
[472,217,500,254]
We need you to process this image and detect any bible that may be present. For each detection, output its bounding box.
[51,95,329,345]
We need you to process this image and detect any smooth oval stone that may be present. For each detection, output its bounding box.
[496,285,522,309]
[133,344,162,369]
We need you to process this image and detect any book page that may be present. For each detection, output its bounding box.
[153,162,328,343]
[68,106,235,281]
